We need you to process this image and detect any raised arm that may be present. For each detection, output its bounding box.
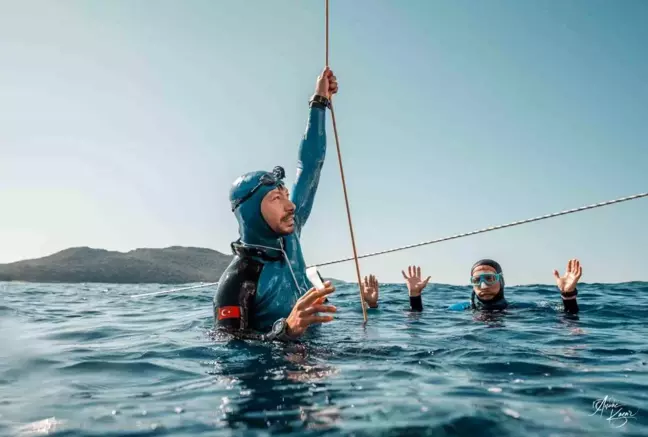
[553,258,582,314]
[361,275,380,309]
[291,68,338,232]
[402,265,432,312]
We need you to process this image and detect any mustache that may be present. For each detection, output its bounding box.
[281,213,295,222]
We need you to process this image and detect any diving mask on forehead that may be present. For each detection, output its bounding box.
[231,166,286,211]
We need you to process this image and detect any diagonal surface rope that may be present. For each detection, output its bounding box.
[310,191,648,268]
[131,282,218,298]
[132,192,647,297]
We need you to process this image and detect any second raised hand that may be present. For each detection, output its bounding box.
[553,259,583,294]
[401,265,431,297]
[362,274,379,308]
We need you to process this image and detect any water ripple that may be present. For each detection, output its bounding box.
[1,281,647,436]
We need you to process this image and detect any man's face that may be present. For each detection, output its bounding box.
[260,186,296,235]
[472,265,501,300]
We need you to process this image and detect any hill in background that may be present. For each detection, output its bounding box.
[0,246,346,285]
[0,246,233,284]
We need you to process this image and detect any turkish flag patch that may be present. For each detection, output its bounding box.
[217,306,241,320]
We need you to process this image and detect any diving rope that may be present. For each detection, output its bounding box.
[326,0,368,322]
[309,191,648,268]
[131,191,647,298]
[131,282,218,298]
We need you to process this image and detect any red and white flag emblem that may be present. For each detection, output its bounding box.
[217,306,241,320]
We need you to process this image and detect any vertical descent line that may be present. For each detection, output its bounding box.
[325,0,368,322]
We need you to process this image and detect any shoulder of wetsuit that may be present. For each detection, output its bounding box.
[448,301,471,311]
[213,255,265,330]
[231,240,283,262]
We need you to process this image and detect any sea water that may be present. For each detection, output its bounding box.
[1,281,647,436]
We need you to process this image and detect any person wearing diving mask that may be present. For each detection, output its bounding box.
[362,259,582,314]
[451,258,581,313]
[213,68,338,342]
[449,259,514,311]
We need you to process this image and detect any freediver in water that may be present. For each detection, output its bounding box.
[213,67,339,342]
[361,258,582,314]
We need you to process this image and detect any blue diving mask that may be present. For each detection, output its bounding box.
[231,166,286,212]
[470,273,502,287]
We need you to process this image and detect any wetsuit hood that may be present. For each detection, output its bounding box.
[470,258,506,309]
[229,167,286,248]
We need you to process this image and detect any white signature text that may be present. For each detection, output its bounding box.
[590,395,638,428]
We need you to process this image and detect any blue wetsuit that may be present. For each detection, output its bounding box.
[213,99,328,336]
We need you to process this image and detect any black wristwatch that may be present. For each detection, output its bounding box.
[265,318,295,342]
[309,94,331,109]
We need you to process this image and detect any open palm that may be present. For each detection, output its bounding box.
[553,259,583,293]
[362,275,379,308]
[401,265,431,297]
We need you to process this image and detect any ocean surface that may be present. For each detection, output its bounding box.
[1,281,647,437]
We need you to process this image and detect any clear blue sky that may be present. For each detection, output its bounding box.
[1,0,647,285]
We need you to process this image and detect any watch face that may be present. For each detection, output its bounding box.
[272,319,285,335]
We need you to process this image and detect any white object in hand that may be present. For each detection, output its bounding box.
[306,267,325,291]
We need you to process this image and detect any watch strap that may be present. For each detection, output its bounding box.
[265,318,296,342]
[309,94,331,109]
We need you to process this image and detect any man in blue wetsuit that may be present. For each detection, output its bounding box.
[213,68,338,342]
[363,259,583,314]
